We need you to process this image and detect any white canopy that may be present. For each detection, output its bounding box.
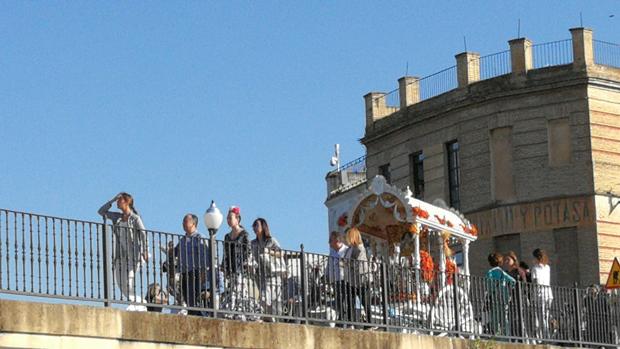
[342,176,478,280]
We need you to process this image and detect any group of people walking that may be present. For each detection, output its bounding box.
[98,192,285,318]
[98,192,382,325]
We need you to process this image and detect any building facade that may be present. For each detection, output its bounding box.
[326,27,620,287]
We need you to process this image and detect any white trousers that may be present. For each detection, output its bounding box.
[113,258,143,303]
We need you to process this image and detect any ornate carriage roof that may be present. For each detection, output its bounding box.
[344,176,478,243]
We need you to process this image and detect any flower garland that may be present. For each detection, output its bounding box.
[446,258,457,285]
[460,224,479,237]
[412,206,429,219]
[420,250,435,282]
[435,215,446,225]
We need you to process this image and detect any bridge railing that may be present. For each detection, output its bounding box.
[0,208,618,346]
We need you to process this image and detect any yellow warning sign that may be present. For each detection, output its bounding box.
[605,258,620,289]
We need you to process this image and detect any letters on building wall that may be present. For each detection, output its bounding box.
[466,196,595,238]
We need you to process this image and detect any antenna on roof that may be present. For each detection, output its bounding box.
[405,61,409,76]
[463,36,467,51]
[517,19,521,38]
[580,11,583,27]
[330,144,341,171]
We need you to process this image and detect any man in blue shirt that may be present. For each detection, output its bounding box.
[173,213,210,315]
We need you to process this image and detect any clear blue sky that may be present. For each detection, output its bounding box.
[1,1,618,254]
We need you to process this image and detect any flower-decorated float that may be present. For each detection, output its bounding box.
[333,175,479,332]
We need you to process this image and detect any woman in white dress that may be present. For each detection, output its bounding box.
[531,248,553,339]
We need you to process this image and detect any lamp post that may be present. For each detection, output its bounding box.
[204,200,223,315]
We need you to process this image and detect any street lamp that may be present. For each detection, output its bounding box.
[204,200,223,236]
[204,200,223,314]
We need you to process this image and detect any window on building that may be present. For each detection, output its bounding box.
[553,227,578,286]
[378,163,391,183]
[493,233,521,260]
[446,140,460,209]
[490,127,515,202]
[409,152,425,199]
[548,118,571,167]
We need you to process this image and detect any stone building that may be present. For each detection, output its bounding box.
[326,27,620,287]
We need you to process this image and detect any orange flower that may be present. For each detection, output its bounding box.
[470,225,478,236]
[420,250,435,282]
[407,223,418,234]
[461,224,479,237]
[446,258,458,285]
[412,207,429,219]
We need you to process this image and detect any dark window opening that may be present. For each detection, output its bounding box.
[378,163,391,183]
[446,141,460,209]
[410,152,425,199]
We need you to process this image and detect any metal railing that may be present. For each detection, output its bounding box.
[594,40,620,68]
[419,65,458,100]
[532,39,573,69]
[327,156,367,196]
[0,208,619,347]
[383,88,400,109]
[479,50,511,80]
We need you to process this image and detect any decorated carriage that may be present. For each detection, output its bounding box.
[332,175,479,332]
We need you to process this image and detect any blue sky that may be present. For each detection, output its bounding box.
[1,1,618,254]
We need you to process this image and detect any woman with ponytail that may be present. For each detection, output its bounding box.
[98,192,148,309]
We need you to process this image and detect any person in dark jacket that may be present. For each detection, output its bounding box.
[171,213,210,315]
[222,206,256,318]
[503,251,527,338]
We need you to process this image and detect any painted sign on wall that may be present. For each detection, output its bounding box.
[466,196,595,238]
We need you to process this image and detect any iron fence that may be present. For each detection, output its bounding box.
[532,39,573,69]
[419,65,458,100]
[382,88,400,109]
[594,40,620,68]
[327,156,367,196]
[479,50,511,80]
[0,208,618,347]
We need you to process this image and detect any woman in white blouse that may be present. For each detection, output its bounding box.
[531,248,553,339]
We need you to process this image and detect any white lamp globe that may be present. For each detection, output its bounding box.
[204,200,223,233]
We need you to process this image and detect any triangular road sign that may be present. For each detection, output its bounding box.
[605,257,620,289]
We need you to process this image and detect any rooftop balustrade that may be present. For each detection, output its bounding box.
[365,28,620,130]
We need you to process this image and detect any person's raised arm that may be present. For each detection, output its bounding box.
[98,193,122,222]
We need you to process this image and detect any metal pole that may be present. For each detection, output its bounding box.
[381,257,390,329]
[300,244,309,324]
[517,281,525,342]
[101,218,112,307]
[209,229,219,317]
[574,283,583,347]
[452,272,460,333]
